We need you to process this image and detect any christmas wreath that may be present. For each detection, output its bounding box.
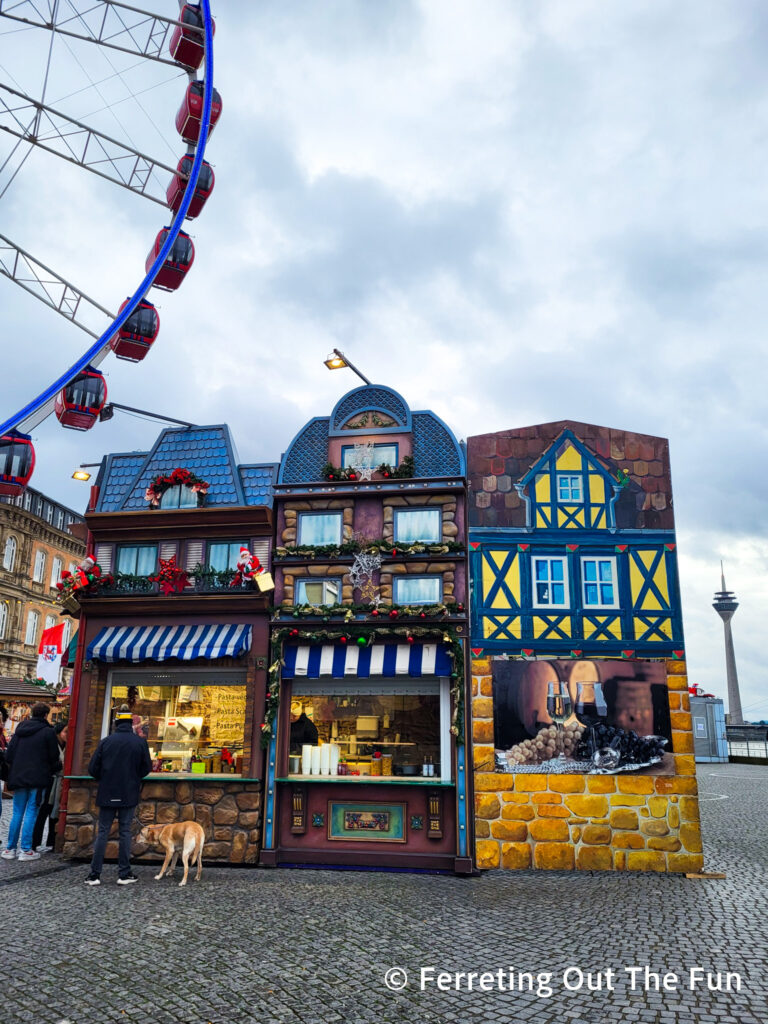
[145,467,210,508]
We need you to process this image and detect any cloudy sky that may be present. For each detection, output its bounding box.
[0,1,765,717]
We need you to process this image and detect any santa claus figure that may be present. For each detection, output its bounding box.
[73,555,101,589]
[231,546,263,586]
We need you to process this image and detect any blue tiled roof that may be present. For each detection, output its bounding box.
[97,452,149,511]
[412,412,465,477]
[278,388,465,483]
[330,385,410,433]
[279,418,330,484]
[239,464,277,505]
[115,426,246,509]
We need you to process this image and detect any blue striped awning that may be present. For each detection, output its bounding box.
[282,642,452,679]
[87,623,252,663]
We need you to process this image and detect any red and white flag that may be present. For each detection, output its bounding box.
[36,622,65,688]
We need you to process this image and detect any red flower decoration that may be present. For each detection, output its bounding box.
[149,555,189,595]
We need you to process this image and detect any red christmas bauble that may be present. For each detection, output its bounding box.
[340,636,347,645]
[419,612,426,618]
[389,610,398,618]
[407,635,414,644]
[371,609,379,616]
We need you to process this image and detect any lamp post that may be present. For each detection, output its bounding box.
[323,348,372,385]
[712,562,744,725]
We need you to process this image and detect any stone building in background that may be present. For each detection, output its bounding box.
[0,487,86,687]
[467,421,704,873]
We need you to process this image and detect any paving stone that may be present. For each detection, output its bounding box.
[0,765,767,1023]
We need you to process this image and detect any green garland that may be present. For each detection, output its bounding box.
[261,624,466,749]
[274,538,465,560]
[319,455,414,482]
[276,601,465,619]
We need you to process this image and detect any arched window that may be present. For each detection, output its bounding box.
[33,550,46,582]
[44,614,57,632]
[50,556,63,587]
[2,535,16,571]
[0,602,8,640]
[160,485,198,510]
[62,619,71,648]
[25,610,39,646]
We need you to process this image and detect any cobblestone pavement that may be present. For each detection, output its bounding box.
[1,765,766,1024]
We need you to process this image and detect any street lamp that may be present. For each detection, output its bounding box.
[323,348,372,385]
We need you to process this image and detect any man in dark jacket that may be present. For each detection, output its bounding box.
[1,702,60,862]
[85,704,152,886]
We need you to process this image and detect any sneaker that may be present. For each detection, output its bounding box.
[1,849,16,860]
[17,850,40,861]
[84,872,101,886]
[36,845,53,854]
[117,873,138,885]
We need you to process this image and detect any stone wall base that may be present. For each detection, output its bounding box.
[62,780,262,865]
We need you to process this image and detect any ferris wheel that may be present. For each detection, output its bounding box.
[0,0,218,495]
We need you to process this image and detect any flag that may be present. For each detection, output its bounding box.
[36,623,65,688]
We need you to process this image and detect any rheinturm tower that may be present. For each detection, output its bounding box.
[712,564,744,725]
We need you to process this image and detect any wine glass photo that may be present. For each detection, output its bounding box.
[546,681,572,758]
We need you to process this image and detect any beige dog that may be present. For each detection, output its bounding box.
[138,822,205,887]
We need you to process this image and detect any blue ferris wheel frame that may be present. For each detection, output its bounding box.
[0,0,216,438]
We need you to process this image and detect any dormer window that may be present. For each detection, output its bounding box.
[557,474,583,502]
[341,443,398,471]
[160,485,198,509]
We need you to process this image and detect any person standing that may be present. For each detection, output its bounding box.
[0,705,9,826]
[85,704,152,886]
[1,703,60,861]
[32,721,68,853]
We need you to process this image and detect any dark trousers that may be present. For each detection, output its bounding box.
[32,792,55,850]
[90,806,135,878]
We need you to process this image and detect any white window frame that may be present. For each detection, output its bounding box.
[393,508,442,544]
[33,550,46,583]
[2,535,16,571]
[297,511,343,547]
[292,678,452,782]
[62,619,71,647]
[557,474,583,503]
[580,556,619,610]
[25,610,39,646]
[44,613,57,632]
[0,602,8,640]
[50,556,63,588]
[393,575,443,606]
[532,556,570,609]
[295,578,342,605]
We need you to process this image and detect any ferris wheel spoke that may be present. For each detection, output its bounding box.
[0,82,176,201]
[0,232,113,335]
[0,0,194,68]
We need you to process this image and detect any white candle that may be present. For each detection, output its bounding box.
[311,745,321,775]
[301,744,312,776]
[329,744,340,775]
[320,743,331,776]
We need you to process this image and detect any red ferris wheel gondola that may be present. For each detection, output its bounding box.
[175,80,222,145]
[146,228,195,291]
[110,298,160,362]
[0,430,35,496]
[54,367,107,431]
[167,155,215,219]
[169,4,215,71]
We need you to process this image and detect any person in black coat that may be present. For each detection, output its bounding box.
[1,703,60,862]
[85,704,152,886]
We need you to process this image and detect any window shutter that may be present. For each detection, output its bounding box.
[184,540,204,574]
[159,541,178,562]
[94,543,113,574]
[251,538,271,568]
